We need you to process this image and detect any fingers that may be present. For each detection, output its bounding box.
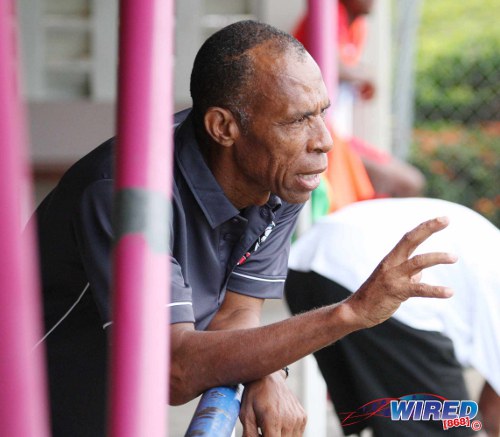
[241,408,260,437]
[406,282,454,299]
[347,217,458,329]
[258,414,306,437]
[404,252,458,276]
[273,398,307,437]
[241,374,307,437]
[395,252,457,300]
[397,251,457,299]
[259,422,280,437]
[250,405,306,437]
[386,217,451,264]
[288,403,307,436]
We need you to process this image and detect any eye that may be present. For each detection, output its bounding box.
[320,108,328,119]
[293,116,307,124]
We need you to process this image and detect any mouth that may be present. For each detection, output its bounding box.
[296,170,325,191]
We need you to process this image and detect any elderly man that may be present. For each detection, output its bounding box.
[33,21,457,437]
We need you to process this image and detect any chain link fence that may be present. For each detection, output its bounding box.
[406,0,500,227]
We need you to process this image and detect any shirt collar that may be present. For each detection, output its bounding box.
[267,194,282,212]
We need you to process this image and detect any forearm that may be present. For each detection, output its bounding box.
[361,156,426,197]
[170,300,359,404]
[170,218,457,405]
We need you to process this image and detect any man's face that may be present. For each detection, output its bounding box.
[232,46,332,206]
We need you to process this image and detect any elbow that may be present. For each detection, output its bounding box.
[168,353,203,406]
[168,373,200,406]
[169,386,194,406]
[168,323,211,405]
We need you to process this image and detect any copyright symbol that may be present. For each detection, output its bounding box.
[471,420,482,431]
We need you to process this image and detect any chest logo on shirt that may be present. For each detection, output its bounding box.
[236,221,276,266]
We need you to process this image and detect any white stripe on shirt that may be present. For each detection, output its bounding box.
[166,301,193,308]
[231,271,286,283]
[33,282,90,350]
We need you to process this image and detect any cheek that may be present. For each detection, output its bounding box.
[272,147,304,186]
[279,139,307,169]
[274,129,306,158]
[244,130,306,183]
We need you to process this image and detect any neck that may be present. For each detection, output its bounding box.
[201,142,270,209]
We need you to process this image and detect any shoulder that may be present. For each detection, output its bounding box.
[61,137,115,186]
[35,138,115,225]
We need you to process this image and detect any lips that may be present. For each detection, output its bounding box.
[296,171,324,191]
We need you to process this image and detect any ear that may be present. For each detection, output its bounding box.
[203,107,240,147]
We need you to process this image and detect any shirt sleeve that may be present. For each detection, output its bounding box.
[169,256,195,324]
[227,202,303,299]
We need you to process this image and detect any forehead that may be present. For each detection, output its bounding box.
[249,44,329,116]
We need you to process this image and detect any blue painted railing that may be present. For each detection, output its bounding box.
[185,385,244,437]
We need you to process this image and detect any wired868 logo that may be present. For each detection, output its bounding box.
[341,394,483,432]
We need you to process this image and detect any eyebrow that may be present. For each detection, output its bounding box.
[289,101,331,120]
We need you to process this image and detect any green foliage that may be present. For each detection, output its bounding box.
[415,0,500,123]
[412,2,500,227]
[409,124,500,227]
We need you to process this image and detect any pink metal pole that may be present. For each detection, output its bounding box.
[0,1,50,436]
[307,0,338,108]
[108,0,174,436]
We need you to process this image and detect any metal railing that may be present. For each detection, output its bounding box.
[185,385,244,437]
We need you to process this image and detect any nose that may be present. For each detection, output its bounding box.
[307,116,333,154]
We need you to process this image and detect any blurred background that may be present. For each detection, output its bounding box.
[409,0,500,228]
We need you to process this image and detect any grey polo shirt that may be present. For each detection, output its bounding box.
[170,111,303,330]
[36,109,303,335]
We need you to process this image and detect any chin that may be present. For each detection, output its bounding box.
[280,191,312,204]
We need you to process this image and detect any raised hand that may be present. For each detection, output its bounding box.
[345,217,458,329]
